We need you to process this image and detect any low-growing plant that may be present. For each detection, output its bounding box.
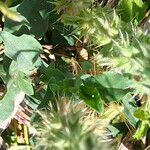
[0,0,150,149]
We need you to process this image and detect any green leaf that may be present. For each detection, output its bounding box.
[122,94,138,127]
[121,46,139,57]
[133,121,149,140]
[16,71,34,95]
[38,80,57,109]
[63,35,75,46]
[92,72,133,89]
[80,61,93,71]
[0,1,22,22]
[40,66,65,84]
[0,81,25,129]
[79,84,104,114]
[48,77,59,93]
[107,125,120,137]
[0,64,6,82]
[134,109,150,121]
[118,0,148,22]
[82,72,134,102]
[63,78,79,94]
[1,31,42,74]
[4,0,52,38]
[24,96,40,110]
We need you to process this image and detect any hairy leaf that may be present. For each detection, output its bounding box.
[1,31,42,74]
[16,71,34,95]
[0,81,25,130]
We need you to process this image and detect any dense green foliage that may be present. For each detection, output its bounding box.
[0,0,150,149]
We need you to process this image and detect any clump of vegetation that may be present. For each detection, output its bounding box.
[0,0,150,149]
